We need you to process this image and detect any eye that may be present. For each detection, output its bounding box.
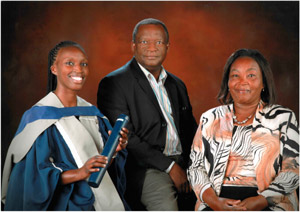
[230,74,239,78]
[140,40,148,44]
[248,74,255,78]
[81,62,88,67]
[156,41,163,45]
[66,61,74,66]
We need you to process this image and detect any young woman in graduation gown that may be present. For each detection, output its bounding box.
[2,41,129,211]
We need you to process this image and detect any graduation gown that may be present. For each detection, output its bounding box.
[2,92,125,211]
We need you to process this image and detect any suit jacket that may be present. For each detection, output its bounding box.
[97,58,197,205]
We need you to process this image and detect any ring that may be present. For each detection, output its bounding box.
[123,140,128,145]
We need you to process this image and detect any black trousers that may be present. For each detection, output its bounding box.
[202,186,271,211]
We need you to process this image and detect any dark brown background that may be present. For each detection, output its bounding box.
[1,1,299,171]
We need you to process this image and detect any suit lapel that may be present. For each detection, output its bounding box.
[129,58,164,118]
[165,75,180,132]
[128,58,181,132]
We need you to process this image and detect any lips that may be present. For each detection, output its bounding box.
[144,55,158,60]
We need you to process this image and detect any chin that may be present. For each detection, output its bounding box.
[72,85,84,92]
[144,60,160,65]
[233,98,249,104]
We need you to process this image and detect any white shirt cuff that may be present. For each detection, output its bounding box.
[165,161,175,173]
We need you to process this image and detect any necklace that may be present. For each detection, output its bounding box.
[233,113,253,125]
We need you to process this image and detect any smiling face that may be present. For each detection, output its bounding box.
[51,46,89,94]
[131,24,169,73]
[228,56,264,106]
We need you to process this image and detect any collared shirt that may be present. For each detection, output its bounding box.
[138,63,182,158]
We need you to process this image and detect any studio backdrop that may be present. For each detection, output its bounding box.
[1,1,299,171]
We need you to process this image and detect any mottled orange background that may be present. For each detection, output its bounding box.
[2,1,299,169]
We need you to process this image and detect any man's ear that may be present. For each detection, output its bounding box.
[131,41,136,53]
[166,42,170,52]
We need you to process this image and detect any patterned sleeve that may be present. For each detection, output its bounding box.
[260,110,299,208]
[187,114,213,202]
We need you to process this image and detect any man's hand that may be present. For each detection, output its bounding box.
[169,163,191,193]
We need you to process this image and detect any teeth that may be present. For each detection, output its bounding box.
[71,76,83,81]
[238,90,250,93]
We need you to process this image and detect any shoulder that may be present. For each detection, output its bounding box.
[77,96,92,107]
[202,104,231,119]
[263,104,295,113]
[99,58,143,92]
[34,92,63,107]
[166,71,186,88]
[105,58,136,80]
[260,104,298,123]
[194,105,232,134]
[196,104,231,126]
[261,104,296,118]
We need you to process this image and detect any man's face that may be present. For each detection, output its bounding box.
[132,24,169,73]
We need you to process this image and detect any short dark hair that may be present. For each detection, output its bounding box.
[47,41,86,93]
[217,48,276,105]
[132,18,169,43]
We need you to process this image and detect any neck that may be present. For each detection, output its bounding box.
[234,102,258,115]
[54,90,77,107]
[143,64,162,81]
[150,69,161,81]
[233,102,259,125]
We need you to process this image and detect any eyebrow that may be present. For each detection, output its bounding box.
[62,57,87,60]
[230,67,258,72]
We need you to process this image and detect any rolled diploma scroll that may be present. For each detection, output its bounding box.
[88,114,129,188]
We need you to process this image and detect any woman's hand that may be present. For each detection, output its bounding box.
[78,155,108,179]
[213,197,246,211]
[60,155,108,184]
[202,187,247,211]
[236,195,268,211]
[113,127,129,153]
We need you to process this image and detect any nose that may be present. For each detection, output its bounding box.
[239,75,248,85]
[147,41,158,51]
[73,64,83,73]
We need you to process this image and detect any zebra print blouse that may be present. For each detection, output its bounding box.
[187,101,299,211]
[223,125,258,186]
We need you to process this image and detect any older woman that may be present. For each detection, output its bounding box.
[188,49,299,211]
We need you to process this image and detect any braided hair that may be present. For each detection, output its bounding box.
[47,41,87,93]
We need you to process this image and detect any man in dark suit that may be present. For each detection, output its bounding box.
[97,18,197,210]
